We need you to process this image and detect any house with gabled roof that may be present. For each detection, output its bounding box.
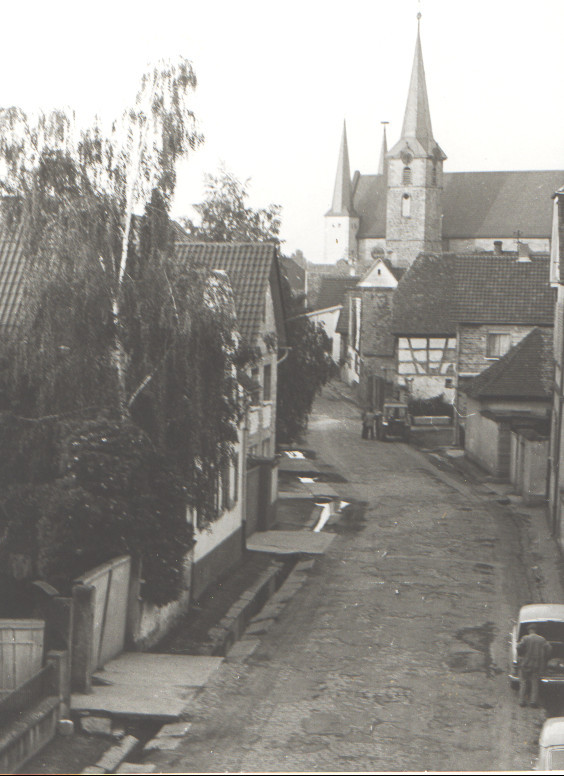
[460,327,552,488]
[175,242,287,563]
[390,249,555,422]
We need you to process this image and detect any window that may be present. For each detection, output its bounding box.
[486,332,512,359]
[402,166,412,185]
[232,453,239,505]
[221,464,230,511]
[401,193,411,218]
[262,438,270,457]
[263,363,272,401]
[432,162,437,186]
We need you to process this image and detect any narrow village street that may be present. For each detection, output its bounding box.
[149,382,557,773]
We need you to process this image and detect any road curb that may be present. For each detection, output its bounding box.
[206,557,295,655]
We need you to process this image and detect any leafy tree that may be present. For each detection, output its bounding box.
[182,166,282,242]
[277,281,338,443]
[0,61,244,603]
[0,59,204,416]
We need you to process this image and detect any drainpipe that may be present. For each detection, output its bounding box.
[277,347,292,366]
[551,395,563,537]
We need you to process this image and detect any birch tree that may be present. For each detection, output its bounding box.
[0,61,244,602]
[0,58,203,417]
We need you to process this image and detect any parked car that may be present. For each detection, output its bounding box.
[509,604,564,688]
[537,717,564,770]
[377,402,411,442]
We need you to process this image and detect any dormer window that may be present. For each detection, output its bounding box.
[402,166,412,185]
[401,193,411,218]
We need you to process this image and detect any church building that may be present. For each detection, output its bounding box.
[324,20,564,270]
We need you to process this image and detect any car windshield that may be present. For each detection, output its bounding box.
[548,748,564,770]
[385,407,407,419]
[519,621,564,642]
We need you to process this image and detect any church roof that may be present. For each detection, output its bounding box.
[463,327,553,401]
[353,170,564,240]
[392,251,555,335]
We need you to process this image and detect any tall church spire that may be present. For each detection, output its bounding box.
[327,121,355,216]
[378,123,388,175]
[389,18,446,160]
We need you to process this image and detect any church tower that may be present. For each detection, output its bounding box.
[385,18,446,268]
[324,121,359,264]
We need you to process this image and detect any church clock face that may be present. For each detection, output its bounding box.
[401,150,413,165]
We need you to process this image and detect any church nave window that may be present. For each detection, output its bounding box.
[401,193,411,218]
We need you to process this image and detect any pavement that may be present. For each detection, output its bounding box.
[26,379,564,773]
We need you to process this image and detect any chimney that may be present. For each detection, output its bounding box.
[517,242,531,262]
[493,240,503,255]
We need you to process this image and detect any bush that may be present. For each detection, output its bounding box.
[408,394,453,418]
[0,414,194,604]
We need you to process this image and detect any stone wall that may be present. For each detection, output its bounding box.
[458,324,538,376]
[385,157,443,268]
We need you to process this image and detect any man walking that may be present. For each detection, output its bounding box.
[361,407,375,440]
[517,624,552,707]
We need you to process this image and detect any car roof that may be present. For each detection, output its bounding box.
[519,603,564,623]
[540,718,564,747]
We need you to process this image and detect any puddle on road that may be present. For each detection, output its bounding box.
[313,500,351,532]
[447,622,497,676]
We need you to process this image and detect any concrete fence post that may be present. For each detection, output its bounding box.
[126,555,142,650]
[47,649,71,717]
[71,583,95,693]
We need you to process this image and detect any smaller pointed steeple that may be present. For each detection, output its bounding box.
[327,121,355,216]
[378,122,388,175]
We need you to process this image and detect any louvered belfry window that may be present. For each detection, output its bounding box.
[402,166,412,185]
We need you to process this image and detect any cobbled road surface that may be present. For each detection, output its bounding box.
[160,382,554,772]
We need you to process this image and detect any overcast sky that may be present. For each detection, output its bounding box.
[1,0,563,260]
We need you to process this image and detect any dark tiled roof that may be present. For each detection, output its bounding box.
[391,253,455,335]
[391,252,554,335]
[463,327,553,400]
[0,218,28,329]
[454,253,554,324]
[313,276,360,312]
[354,170,564,239]
[174,242,285,345]
[279,255,306,296]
